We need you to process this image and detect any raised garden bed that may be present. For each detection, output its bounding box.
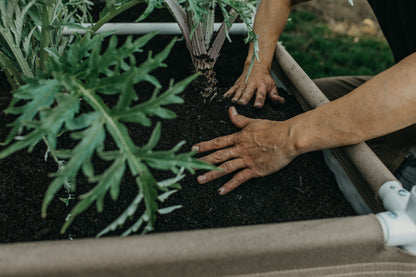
[0,29,355,242]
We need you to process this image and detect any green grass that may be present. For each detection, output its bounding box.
[280,11,394,79]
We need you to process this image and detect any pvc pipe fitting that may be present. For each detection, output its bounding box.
[62,23,248,36]
[378,181,410,212]
[376,185,416,254]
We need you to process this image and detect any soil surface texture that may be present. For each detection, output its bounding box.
[0,5,355,243]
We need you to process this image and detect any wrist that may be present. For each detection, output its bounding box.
[285,112,323,155]
[270,119,304,159]
[243,59,271,72]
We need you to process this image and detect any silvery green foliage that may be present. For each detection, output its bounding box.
[0,0,92,89]
[75,0,258,88]
[98,0,163,23]
[0,32,216,235]
[0,1,217,236]
[348,0,354,6]
[164,0,258,71]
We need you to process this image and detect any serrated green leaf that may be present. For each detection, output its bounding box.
[158,205,182,214]
[43,119,105,217]
[142,122,161,152]
[158,190,178,202]
[135,168,159,226]
[97,194,144,238]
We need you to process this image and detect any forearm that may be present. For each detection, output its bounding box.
[245,0,291,68]
[245,0,303,70]
[288,52,416,154]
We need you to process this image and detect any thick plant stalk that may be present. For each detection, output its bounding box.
[208,9,239,62]
[164,0,192,53]
[203,0,216,49]
[164,1,244,98]
[39,4,52,71]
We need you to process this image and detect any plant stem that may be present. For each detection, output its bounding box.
[0,50,22,88]
[208,9,239,61]
[75,78,157,225]
[42,137,60,164]
[0,31,33,78]
[75,78,145,177]
[164,0,192,54]
[39,4,53,72]
[89,0,145,35]
[203,0,215,49]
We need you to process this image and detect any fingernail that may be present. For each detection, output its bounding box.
[197,175,206,183]
[192,145,199,152]
[237,100,245,105]
[231,106,237,115]
[254,101,261,107]
[218,187,225,195]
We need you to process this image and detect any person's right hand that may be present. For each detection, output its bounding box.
[224,63,285,108]
[192,106,297,195]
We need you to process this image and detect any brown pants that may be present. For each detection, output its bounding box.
[314,76,416,172]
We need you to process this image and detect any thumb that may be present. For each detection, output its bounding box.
[228,106,250,129]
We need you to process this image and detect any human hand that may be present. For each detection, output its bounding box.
[224,64,285,108]
[192,106,297,195]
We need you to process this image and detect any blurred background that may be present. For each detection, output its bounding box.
[282,0,392,78]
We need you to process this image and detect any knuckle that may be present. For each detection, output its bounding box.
[213,138,222,147]
[221,161,233,172]
[224,182,237,191]
[233,173,245,183]
[256,94,264,101]
[238,98,248,105]
[204,171,215,181]
[213,152,222,162]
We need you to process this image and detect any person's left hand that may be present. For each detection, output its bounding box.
[192,106,297,195]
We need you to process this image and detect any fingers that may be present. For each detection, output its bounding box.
[268,86,285,104]
[197,160,257,196]
[236,85,255,105]
[199,147,237,165]
[254,86,267,108]
[225,81,281,107]
[218,169,257,195]
[224,84,238,98]
[197,158,245,184]
[192,107,251,153]
[192,134,235,154]
[231,84,245,103]
[228,106,250,129]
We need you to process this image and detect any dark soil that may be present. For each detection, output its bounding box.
[0,5,355,243]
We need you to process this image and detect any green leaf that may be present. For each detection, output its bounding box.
[2,79,61,145]
[158,190,178,202]
[0,15,217,237]
[158,205,182,214]
[117,74,198,124]
[135,168,159,226]
[43,119,105,217]
[61,156,126,233]
[97,194,144,238]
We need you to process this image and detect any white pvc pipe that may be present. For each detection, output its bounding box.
[376,186,416,254]
[62,22,248,36]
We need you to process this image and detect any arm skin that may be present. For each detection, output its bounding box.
[224,0,310,108]
[193,52,416,195]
